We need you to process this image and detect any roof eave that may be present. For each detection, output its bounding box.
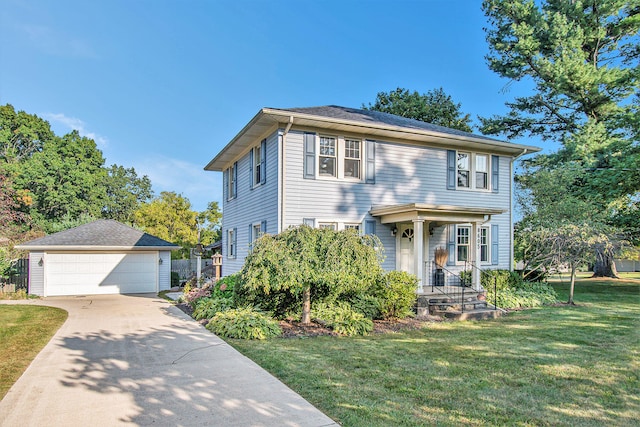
[204,108,541,172]
[15,245,182,251]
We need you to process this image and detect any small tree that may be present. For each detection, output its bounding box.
[241,226,383,324]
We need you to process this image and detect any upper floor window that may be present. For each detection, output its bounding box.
[344,139,361,179]
[250,139,267,187]
[448,151,494,191]
[227,162,237,200]
[319,136,337,177]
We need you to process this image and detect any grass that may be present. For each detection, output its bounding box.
[229,278,640,426]
[0,305,68,399]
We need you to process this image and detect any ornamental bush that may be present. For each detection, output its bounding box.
[311,302,374,336]
[192,296,234,320]
[375,271,418,319]
[348,293,382,320]
[206,307,282,340]
[481,269,557,309]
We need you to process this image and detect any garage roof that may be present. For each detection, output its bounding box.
[15,220,181,251]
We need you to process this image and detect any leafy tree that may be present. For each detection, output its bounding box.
[482,0,640,277]
[241,226,384,324]
[104,165,153,222]
[197,201,222,246]
[0,104,54,163]
[11,131,109,227]
[363,87,473,132]
[133,191,198,258]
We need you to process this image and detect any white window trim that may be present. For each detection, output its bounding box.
[456,225,470,263]
[251,222,263,243]
[227,229,236,259]
[316,135,364,182]
[456,151,492,192]
[479,226,490,264]
[252,145,263,188]
[455,225,492,264]
[227,163,236,200]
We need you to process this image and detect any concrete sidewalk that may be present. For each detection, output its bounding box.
[0,295,339,426]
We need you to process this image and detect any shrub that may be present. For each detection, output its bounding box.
[183,287,211,307]
[206,307,282,340]
[375,271,418,319]
[348,294,382,320]
[192,296,234,320]
[481,269,558,308]
[214,274,238,298]
[311,302,373,336]
[170,271,180,287]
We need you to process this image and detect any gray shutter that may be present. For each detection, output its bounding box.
[303,218,315,227]
[224,168,229,200]
[232,227,237,256]
[491,224,499,265]
[261,220,267,233]
[492,155,499,193]
[447,224,456,265]
[364,219,376,235]
[249,149,254,189]
[303,132,316,179]
[232,162,238,198]
[260,139,267,185]
[447,150,456,190]
[248,223,253,245]
[365,140,375,184]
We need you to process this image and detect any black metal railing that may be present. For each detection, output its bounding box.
[427,261,501,312]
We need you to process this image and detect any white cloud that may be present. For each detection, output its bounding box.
[42,113,108,148]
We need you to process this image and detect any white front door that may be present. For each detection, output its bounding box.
[398,225,414,273]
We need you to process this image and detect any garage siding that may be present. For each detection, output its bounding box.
[28,251,45,296]
[159,251,171,291]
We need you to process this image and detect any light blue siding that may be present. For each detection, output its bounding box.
[221,131,280,276]
[28,251,44,296]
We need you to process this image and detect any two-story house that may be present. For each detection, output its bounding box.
[204,106,539,291]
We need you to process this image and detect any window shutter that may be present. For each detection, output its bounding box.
[365,140,376,184]
[364,219,376,235]
[303,132,316,179]
[224,168,228,200]
[261,220,267,233]
[491,224,499,265]
[249,149,254,189]
[303,218,315,227]
[447,224,456,265]
[492,155,499,193]
[232,162,238,198]
[260,139,267,185]
[447,150,456,190]
[232,227,237,256]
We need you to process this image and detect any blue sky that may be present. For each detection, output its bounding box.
[1,0,541,212]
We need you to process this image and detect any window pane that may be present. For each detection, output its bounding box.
[345,224,360,231]
[319,157,335,176]
[344,159,360,178]
[458,170,469,188]
[319,223,337,230]
[476,171,487,189]
[457,153,469,171]
[320,137,336,155]
[476,154,487,172]
[458,246,468,261]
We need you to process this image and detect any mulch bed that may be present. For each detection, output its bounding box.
[175,301,442,338]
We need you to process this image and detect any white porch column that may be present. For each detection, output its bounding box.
[413,219,425,292]
[471,221,481,291]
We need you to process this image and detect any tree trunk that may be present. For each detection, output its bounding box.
[592,244,619,278]
[568,264,576,305]
[301,285,311,324]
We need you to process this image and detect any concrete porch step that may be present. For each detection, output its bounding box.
[431,307,504,321]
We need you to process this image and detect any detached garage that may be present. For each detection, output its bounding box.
[16,220,180,297]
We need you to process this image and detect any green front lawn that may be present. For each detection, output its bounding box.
[0,305,68,399]
[230,278,639,426]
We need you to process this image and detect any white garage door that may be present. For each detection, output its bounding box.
[45,252,157,296]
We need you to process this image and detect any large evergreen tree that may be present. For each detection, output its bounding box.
[481,0,639,277]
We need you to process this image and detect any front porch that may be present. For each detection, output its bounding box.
[370,203,506,292]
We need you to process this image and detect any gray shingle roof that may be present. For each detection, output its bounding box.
[273,105,504,143]
[17,220,180,250]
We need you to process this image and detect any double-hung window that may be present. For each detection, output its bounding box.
[227,162,237,199]
[479,227,489,263]
[319,136,337,177]
[457,153,470,188]
[227,228,237,258]
[344,139,361,179]
[457,226,470,262]
[253,145,262,184]
[476,155,488,190]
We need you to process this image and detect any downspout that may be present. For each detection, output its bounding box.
[280,116,294,232]
[510,148,529,271]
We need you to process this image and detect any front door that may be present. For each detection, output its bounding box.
[398,225,414,273]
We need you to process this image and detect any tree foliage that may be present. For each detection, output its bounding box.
[104,165,153,223]
[240,226,384,323]
[482,0,640,277]
[0,104,53,163]
[363,87,474,132]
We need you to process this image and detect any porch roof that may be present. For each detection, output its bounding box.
[369,203,506,224]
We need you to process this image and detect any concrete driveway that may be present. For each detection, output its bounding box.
[0,294,338,427]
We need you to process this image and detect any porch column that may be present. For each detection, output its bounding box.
[413,219,424,292]
[471,221,481,291]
